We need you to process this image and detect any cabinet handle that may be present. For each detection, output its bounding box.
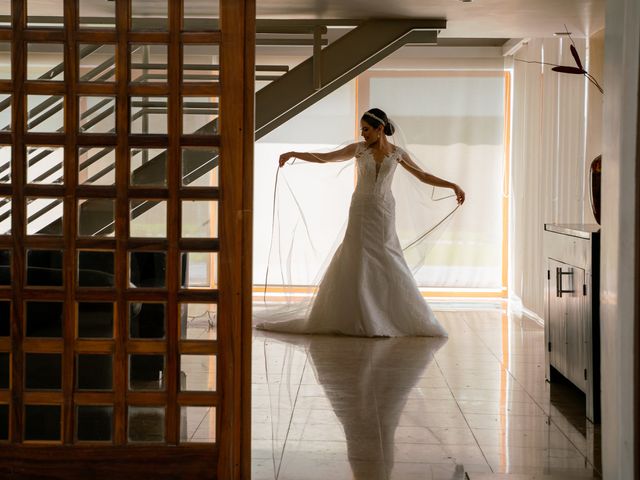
[556,267,575,298]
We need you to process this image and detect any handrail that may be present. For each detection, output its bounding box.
[80,104,116,132]
[0,44,102,119]
[80,98,114,121]
[25,199,61,228]
[31,153,62,184]
[80,56,117,82]
[79,147,115,175]
[20,97,66,134]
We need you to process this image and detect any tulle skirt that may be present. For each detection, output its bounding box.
[255,192,447,337]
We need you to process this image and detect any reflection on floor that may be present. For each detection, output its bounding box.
[252,306,601,480]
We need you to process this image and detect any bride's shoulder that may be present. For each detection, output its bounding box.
[391,145,407,160]
[354,141,368,157]
[392,144,406,154]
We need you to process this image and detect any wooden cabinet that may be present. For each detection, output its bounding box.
[544,224,600,422]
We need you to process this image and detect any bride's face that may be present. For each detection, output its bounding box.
[360,120,382,146]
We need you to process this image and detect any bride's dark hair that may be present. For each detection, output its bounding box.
[362,108,395,136]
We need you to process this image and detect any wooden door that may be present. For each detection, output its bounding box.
[0,1,254,478]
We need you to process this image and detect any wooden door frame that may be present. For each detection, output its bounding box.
[218,0,254,478]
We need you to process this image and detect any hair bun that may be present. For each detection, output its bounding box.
[384,122,395,136]
[362,108,395,135]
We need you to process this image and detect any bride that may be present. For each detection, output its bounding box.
[256,108,465,337]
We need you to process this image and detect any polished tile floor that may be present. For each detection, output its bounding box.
[251,305,601,480]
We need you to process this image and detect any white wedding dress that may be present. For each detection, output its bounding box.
[256,142,447,337]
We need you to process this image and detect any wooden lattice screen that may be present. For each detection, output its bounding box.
[0,0,254,478]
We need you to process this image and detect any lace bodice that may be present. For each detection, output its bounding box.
[354,142,401,197]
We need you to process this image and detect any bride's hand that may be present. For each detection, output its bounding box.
[279,152,296,167]
[453,185,465,205]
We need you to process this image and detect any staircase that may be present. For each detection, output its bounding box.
[2,19,444,235]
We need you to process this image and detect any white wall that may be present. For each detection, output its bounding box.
[584,29,605,223]
[600,0,639,476]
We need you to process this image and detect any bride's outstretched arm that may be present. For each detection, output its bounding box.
[398,152,466,205]
[279,143,358,167]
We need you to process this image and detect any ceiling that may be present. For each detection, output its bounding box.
[26,0,606,40]
[255,0,605,39]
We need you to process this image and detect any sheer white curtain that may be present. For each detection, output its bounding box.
[254,70,508,290]
[509,38,588,318]
[362,72,506,288]
[253,82,357,286]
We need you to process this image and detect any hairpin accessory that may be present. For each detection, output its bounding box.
[364,111,386,126]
